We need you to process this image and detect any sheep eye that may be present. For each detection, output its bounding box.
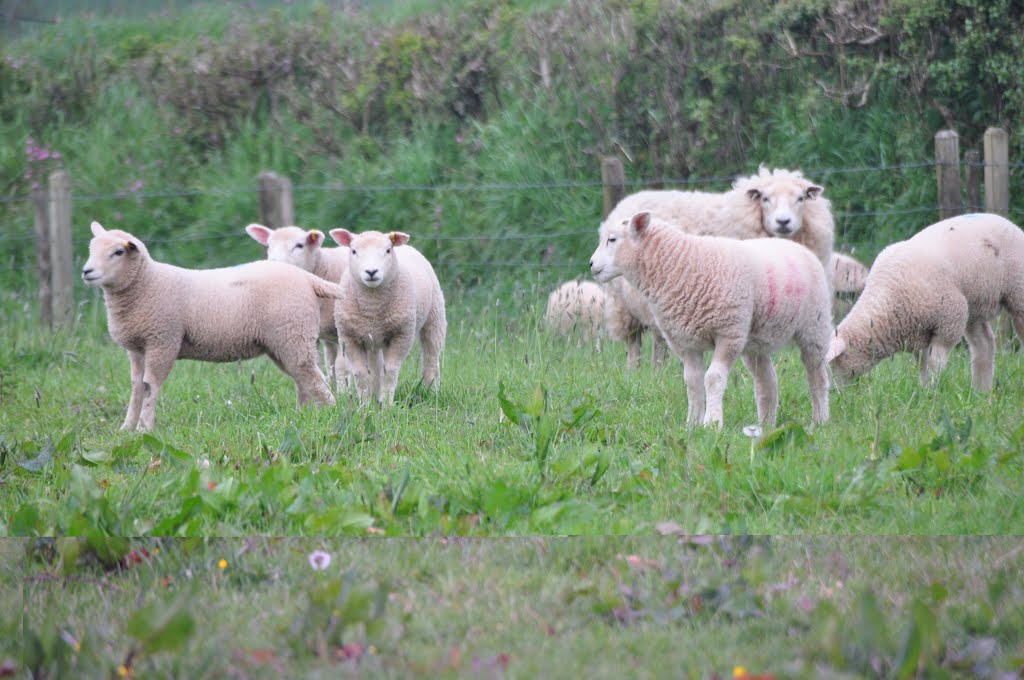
[607,237,616,244]
[294,243,304,250]
[351,250,357,256]
[386,247,391,254]
[113,249,125,257]
[797,196,804,203]
[762,196,770,203]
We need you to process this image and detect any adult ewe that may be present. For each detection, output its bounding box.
[328,229,446,406]
[83,222,343,431]
[601,166,834,367]
[544,279,607,349]
[827,213,1024,390]
[590,211,831,428]
[245,223,349,388]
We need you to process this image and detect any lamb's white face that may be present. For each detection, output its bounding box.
[748,179,822,238]
[245,224,323,272]
[329,229,410,289]
[589,213,642,283]
[82,221,145,289]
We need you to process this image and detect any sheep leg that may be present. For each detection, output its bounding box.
[965,321,995,392]
[651,330,668,366]
[742,353,779,427]
[624,328,643,369]
[120,349,145,431]
[322,340,338,390]
[342,338,374,405]
[137,348,177,432]
[680,350,707,426]
[380,335,415,405]
[334,339,352,392]
[703,341,741,428]
[419,306,446,389]
[799,346,830,425]
[919,340,953,385]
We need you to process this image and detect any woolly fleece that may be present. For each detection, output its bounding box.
[544,280,607,348]
[591,211,831,428]
[83,221,344,431]
[827,213,1024,390]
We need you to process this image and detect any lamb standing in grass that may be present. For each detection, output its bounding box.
[544,280,607,349]
[601,167,834,367]
[245,223,350,388]
[328,229,446,405]
[590,211,831,427]
[826,213,1024,390]
[83,221,344,431]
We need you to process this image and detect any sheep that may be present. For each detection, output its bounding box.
[600,166,834,368]
[826,213,1024,391]
[602,277,668,367]
[245,223,350,388]
[830,251,870,320]
[590,211,832,428]
[328,228,446,405]
[544,279,607,348]
[82,221,345,431]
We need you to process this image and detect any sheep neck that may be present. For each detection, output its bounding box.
[103,257,155,313]
[839,284,922,367]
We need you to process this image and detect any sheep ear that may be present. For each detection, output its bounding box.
[306,230,323,247]
[746,188,762,201]
[628,211,651,235]
[91,221,106,237]
[245,223,272,245]
[124,240,137,252]
[329,228,354,247]
[805,184,823,200]
[825,335,846,362]
[389,231,410,246]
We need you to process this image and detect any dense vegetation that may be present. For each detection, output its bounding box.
[2,0,1024,293]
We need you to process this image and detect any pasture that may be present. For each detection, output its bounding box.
[2,281,1023,537]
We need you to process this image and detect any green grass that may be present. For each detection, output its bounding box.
[2,283,1022,537]
[3,536,1023,678]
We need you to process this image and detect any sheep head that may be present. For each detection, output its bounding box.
[590,211,650,283]
[245,224,325,272]
[737,167,823,239]
[330,229,409,289]
[82,221,148,291]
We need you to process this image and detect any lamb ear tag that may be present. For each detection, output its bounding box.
[307,230,322,245]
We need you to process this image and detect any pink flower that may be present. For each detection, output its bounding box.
[308,550,331,571]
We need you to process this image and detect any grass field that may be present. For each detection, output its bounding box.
[2,281,1023,537]
[4,536,1023,678]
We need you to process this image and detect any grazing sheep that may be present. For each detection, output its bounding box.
[245,223,350,388]
[590,211,831,428]
[600,166,834,368]
[826,213,1024,390]
[544,280,607,348]
[328,229,446,405]
[83,221,344,432]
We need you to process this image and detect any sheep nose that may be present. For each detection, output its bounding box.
[776,217,791,227]
[588,259,593,268]
[365,268,378,278]
[82,267,93,276]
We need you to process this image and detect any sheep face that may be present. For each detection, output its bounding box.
[825,332,877,386]
[330,229,410,289]
[745,174,823,239]
[82,221,146,290]
[245,224,325,272]
[590,211,650,283]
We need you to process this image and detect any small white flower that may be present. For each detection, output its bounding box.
[742,425,763,438]
[198,458,211,469]
[226,399,233,405]
[308,550,332,571]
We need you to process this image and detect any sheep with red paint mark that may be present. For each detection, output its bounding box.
[827,213,1024,390]
[590,211,832,428]
[599,166,834,368]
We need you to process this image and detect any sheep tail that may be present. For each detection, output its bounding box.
[311,278,346,300]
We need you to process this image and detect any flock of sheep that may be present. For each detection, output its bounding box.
[82,165,1024,432]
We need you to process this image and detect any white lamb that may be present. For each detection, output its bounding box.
[82,221,344,432]
[544,279,607,348]
[601,166,834,367]
[590,211,832,427]
[826,213,1024,390]
[328,229,447,405]
[245,223,350,388]
[830,252,869,295]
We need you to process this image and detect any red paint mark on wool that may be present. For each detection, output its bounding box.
[783,258,806,299]
[765,265,778,318]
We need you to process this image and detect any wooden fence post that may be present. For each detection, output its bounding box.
[258,171,294,229]
[934,129,961,220]
[47,169,73,330]
[983,127,1009,218]
[601,156,626,219]
[964,150,982,213]
[32,184,52,328]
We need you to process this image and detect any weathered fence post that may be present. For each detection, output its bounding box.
[32,184,52,327]
[258,171,294,229]
[601,156,626,219]
[47,169,73,330]
[934,129,961,220]
[964,150,982,213]
[983,127,1009,218]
